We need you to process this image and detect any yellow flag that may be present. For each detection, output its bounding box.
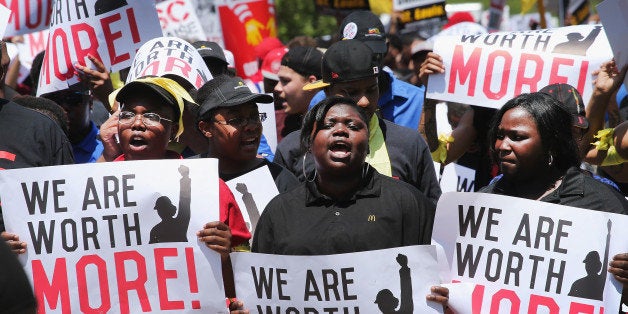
[521,0,537,14]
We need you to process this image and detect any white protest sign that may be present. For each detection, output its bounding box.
[225,165,278,236]
[435,162,477,193]
[157,0,207,42]
[1,0,53,36]
[597,0,628,89]
[427,25,613,110]
[192,0,224,46]
[258,101,277,153]
[232,246,444,313]
[0,159,227,313]
[36,0,163,96]
[0,4,11,37]
[126,36,212,90]
[16,30,48,83]
[432,192,628,314]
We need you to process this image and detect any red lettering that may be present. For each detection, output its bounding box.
[76,255,111,313]
[168,0,189,22]
[185,247,200,309]
[155,248,184,310]
[25,0,43,29]
[100,13,130,65]
[549,57,573,85]
[28,31,48,56]
[514,53,544,94]
[471,284,485,314]
[140,61,160,77]
[490,289,520,314]
[157,7,168,29]
[449,45,481,96]
[484,50,512,100]
[127,8,141,44]
[41,44,51,85]
[569,301,595,314]
[114,251,151,313]
[195,73,205,89]
[528,294,559,314]
[577,60,589,95]
[32,258,71,313]
[165,57,192,79]
[51,28,73,81]
[70,23,102,66]
[5,0,20,30]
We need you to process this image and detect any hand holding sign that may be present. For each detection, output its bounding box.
[196,221,232,256]
[74,54,114,110]
[0,231,27,254]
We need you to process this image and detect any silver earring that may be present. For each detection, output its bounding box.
[548,154,554,166]
[302,153,317,182]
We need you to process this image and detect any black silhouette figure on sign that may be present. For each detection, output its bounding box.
[568,219,611,301]
[149,165,192,244]
[552,25,602,56]
[235,183,260,234]
[375,254,414,314]
[94,0,128,15]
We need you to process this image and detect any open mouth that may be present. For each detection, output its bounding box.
[129,136,148,149]
[241,137,259,148]
[329,141,352,159]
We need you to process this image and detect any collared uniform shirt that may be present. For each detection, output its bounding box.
[72,121,104,164]
[252,168,435,255]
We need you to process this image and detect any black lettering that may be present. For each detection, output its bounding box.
[340,268,357,300]
[505,251,523,286]
[75,0,89,19]
[535,35,551,52]
[252,267,274,299]
[534,216,553,250]
[545,258,565,294]
[276,268,290,300]
[52,180,67,212]
[528,254,544,289]
[485,248,503,282]
[512,213,531,247]
[485,207,500,241]
[456,176,475,192]
[456,243,483,277]
[103,176,120,208]
[61,219,78,252]
[304,270,322,301]
[500,33,516,48]
[81,217,100,250]
[122,174,136,206]
[322,269,340,301]
[286,307,299,314]
[554,219,570,254]
[460,34,482,43]
[458,205,485,238]
[256,305,280,314]
[102,215,118,248]
[123,213,141,246]
[82,177,102,210]
[21,181,49,215]
[28,220,55,254]
[483,34,499,46]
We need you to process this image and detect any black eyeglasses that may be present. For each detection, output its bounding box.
[118,111,173,127]
[213,113,267,128]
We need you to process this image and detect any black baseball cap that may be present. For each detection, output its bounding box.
[192,41,228,65]
[196,76,273,121]
[281,46,323,79]
[540,83,589,129]
[339,10,387,54]
[303,40,379,91]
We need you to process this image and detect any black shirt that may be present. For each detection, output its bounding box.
[480,167,628,215]
[274,118,442,205]
[0,240,36,312]
[252,167,436,255]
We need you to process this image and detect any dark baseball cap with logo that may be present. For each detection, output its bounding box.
[192,41,228,65]
[196,76,273,121]
[303,40,379,91]
[281,46,323,79]
[339,10,387,55]
[540,83,589,129]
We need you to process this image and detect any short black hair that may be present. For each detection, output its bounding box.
[300,96,369,153]
[488,92,580,173]
[13,95,69,136]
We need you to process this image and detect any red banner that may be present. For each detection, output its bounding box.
[218,0,276,80]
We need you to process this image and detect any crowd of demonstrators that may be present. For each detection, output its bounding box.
[2,3,628,313]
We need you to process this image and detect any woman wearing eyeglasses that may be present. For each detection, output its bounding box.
[194,75,299,194]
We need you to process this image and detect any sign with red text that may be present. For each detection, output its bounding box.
[157,0,206,42]
[126,36,212,90]
[426,25,612,109]
[16,30,48,83]
[232,246,444,313]
[597,0,628,90]
[225,166,278,237]
[0,4,11,37]
[0,159,227,313]
[1,0,53,36]
[218,0,276,80]
[36,0,162,96]
[432,192,628,314]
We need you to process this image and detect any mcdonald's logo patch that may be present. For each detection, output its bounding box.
[367,215,376,222]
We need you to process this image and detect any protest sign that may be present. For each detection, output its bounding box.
[218,0,277,80]
[432,192,628,313]
[192,0,224,46]
[1,0,52,36]
[597,0,628,89]
[225,166,279,236]
[258,101,277,153]
[157,0,206,43]
[126,36,212,90]
[36,0,163,96]
[16,30,48,83]
[0,159,227,313]
[435,162,477,193]
[426,25,613,110]
[393,0,446,37]
[232,246,444,313]
[0,3,10,37]
[314,0,370,15]
[568,0,591,25]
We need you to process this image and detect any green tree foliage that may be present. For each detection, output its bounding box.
[275,0,338,43]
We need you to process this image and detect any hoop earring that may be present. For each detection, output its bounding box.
[548,154,554,166]
[303,153,317,182]
[362,162,371,180]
